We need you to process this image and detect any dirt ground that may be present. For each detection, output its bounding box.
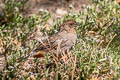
[0,0,90,18]
[23,0,89,17]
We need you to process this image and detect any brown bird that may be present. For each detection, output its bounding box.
[33,20,78,59]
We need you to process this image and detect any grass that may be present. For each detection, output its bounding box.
[0,0,120,79]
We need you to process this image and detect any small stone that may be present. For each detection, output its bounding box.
[56,8,67,16]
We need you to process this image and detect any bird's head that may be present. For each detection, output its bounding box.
[61,20,79,31]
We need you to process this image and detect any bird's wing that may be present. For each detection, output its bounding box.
[32,30,67,58]
[48,30,69,49]
[34,30,68,51]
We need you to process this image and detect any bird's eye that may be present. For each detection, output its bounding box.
[69,23,73,26]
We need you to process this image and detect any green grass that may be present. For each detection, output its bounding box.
[0,0,120,79]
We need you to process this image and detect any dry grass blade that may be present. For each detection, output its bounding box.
[37,37,59,80]
[101,34,117,57]
[40,38,59,61]
[0,39,6,71]
[0,54,6,71]
[72,54,77,80]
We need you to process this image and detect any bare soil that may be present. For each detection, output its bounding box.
[23,0,89,17]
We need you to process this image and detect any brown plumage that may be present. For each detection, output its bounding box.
[33,20,78,58]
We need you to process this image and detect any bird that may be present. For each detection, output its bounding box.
[32,20,78,59]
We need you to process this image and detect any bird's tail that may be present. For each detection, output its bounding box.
[32,50,46,58]
[17,50,46,63]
